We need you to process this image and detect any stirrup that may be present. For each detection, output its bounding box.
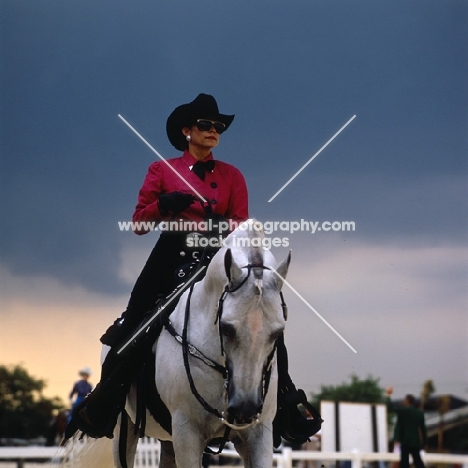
[72,407,116,439]
[65,396,118,440]
[274,388,323,446]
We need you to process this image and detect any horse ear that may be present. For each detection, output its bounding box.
[224,248,243,284]
[224,248,232,281]
[275,250,291,290]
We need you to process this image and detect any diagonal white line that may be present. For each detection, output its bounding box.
[118,114,207,203]
[268,115,357,202]
[270,268,357,353]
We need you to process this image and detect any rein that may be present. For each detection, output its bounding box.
[181,268,231,454]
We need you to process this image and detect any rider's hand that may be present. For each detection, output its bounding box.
[158,192,194,215]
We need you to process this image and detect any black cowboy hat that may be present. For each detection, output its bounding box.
[166,93,235,151]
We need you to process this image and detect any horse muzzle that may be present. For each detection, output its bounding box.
[224,396,263,428]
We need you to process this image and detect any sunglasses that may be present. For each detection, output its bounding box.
[195,119,226,134]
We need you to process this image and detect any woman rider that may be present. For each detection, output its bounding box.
[65,93,320,446]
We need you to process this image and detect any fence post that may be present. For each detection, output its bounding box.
[351,449,362,468]
[282,447,293,468]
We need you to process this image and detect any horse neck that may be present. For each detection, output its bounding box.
[166,275,220,348]
[192,276,223,328]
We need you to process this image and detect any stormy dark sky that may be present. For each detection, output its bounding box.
[1,0,467,402]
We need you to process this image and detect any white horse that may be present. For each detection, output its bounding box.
[70,221,291,468]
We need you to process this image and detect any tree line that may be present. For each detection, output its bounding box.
[0,364,64,440]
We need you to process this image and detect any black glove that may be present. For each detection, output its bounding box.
[158,192,194,215]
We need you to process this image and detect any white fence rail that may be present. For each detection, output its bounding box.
[0,446,65,468]
[1,442,467,468]
[277,448,468,468]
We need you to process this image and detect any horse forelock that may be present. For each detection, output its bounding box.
[254,278,263,298]
[247,235,265,297]
[249,249,264,272]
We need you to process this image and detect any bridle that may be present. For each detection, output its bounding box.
[163,260,288,440]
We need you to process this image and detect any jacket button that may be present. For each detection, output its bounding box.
[211,182,217,188]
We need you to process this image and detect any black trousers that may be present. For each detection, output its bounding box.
[400,445,425,468]
[101,232,210,345]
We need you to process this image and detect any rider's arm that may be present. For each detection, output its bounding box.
[132,161,171,234]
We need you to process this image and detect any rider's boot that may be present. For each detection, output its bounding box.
[273,335,323,448]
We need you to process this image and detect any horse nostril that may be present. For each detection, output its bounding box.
[227,399,263,424]
[256,403,263,416]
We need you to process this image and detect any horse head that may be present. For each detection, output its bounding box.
[210,220,291,428]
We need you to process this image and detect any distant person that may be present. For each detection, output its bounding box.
[385,386,427,468]
[69,367,93,411]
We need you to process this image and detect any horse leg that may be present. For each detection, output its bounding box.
[171,418,206,468]
[159,441,176,468]
[234,423,274,468]
[112,412,139,468]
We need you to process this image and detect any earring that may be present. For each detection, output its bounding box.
[186,135,191,142]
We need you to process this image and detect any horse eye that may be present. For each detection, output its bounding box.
[220,322,236,338]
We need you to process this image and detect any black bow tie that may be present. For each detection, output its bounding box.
[191,160,215,181]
